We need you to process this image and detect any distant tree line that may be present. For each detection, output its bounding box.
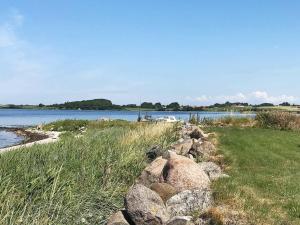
[49,99,121,110]
[1,99,298,111]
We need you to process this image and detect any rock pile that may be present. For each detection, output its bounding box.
[107,123,238,225]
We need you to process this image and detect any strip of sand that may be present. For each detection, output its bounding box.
[0,130,60,154]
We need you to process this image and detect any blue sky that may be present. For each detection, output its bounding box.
[0,1,300,105]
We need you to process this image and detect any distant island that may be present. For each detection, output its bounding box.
[0,99,299,112]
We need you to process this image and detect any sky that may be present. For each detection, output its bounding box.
[0,0,300,106]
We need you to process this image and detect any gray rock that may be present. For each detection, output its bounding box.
[171,139,193,156]
[189,141,216,158]
[146,145,164,161]
[125,184,170,225]
[166,189,213,217]
[106,211,130,225]
[189,127,204,139]
[198,162,222,181]
[194,218,211,225]
[167,216,194,225]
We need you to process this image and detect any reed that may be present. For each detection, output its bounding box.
[0,121,177,225]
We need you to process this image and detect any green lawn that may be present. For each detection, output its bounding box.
[0,121,177,225]
[211,127,300,225]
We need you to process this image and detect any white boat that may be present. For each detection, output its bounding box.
[157,116,179,123]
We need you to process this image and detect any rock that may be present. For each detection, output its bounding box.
[146,145,164,161]
[137,157,167,187]
[201,141,216,153]
[167,216,194,225]
[188,141,202,158]
[178,138,185,143]
[166,189,213,217]
[150,183,177,203]
[125,184,170,225]
[189,127,206,139]
[189,141,216,158]
[171,139,193,156]
[198,162,222,181]
[194,218,211,225]
[188,154,194,160]
[161,152,210,192]
[107,211,130,225]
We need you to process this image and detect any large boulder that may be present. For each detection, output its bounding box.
[125,184,170,225]
[137,157,167,187]
[166,189,213,217]
[167,216,194,225]
[106,211,130,225]
[150,183,177,203]
[171,139,193,156]
[198,162,223,181]
[161,152,210,192]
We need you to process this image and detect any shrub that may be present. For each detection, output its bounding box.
[256,111,300,130]
[201,116,254,127]
[43,119,89,132]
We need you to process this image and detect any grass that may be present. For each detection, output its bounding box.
[256,106,300,112]
[256,111,300,131]
[200,116,255,127]
[210,127,300,225]
[0,120,178,225]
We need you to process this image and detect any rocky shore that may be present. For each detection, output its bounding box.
[107,123,246,225]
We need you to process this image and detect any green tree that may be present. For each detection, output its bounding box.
[167,102,180,110]
[154,102,163,111]
[141,102,154,109]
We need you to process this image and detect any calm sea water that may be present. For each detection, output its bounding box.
[0,130,24,148]
[0,109,255,148]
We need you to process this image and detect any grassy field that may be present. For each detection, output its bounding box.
[256,106,300,112]
[0,120,178,225]
[210,127,300,225]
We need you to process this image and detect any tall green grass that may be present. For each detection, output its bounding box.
[0,121,177,225]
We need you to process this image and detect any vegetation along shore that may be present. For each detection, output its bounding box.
[1,98,300,112]
[0,112,299,224]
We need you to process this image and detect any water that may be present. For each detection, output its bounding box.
[0,109,255,148]
[0,130,24,149]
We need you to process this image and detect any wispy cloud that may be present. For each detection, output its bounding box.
[187,91,298,105]
[0,9,23,47]
[0,9,60,105]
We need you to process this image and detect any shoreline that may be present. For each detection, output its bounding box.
[0,127,60,153]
